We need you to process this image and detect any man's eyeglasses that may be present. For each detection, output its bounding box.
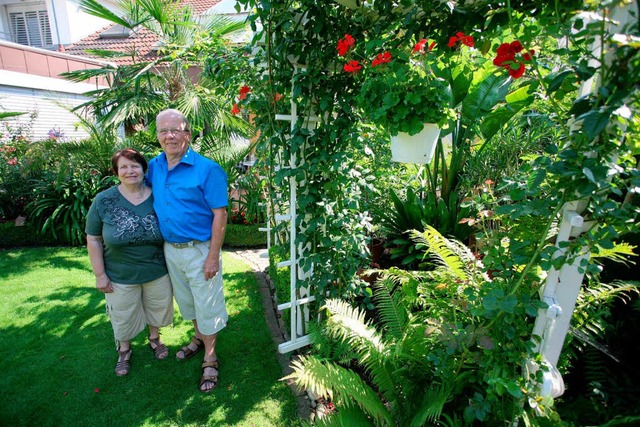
[158,128,189,136]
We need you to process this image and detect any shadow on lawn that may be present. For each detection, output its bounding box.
[0,253,296,426]
[0,250,89,280]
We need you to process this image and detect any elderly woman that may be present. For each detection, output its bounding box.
[86,148,173,376]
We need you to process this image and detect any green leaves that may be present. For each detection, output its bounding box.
[461,70,511,122]
[480,81,539,140]
[578,108,613,141]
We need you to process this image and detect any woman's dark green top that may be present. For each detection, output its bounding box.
[85,186,167,284]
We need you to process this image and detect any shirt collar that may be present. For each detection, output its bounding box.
[159,146,194,167]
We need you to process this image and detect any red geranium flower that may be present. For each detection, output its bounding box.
[7,157,18,165]
[371,52,392,67]
[413,38,427,53]
[413,38,435,54]
[493,41,534,79]
[343,60,362,73]
[238,85,251,100]
[231,103,240,115]
[522,50,535,62]
[275,93,283,101]
[337,34,355,56]
[448,32,474,48]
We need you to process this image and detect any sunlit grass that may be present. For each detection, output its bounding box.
[0,247,298,426]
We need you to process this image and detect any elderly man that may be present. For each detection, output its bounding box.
[147,108,228,393]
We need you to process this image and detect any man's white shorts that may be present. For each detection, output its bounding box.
[164,240,228,335]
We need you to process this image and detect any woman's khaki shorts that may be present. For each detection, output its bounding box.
[105,274,173,342]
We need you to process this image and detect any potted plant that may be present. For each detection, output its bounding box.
[338,34,458,163]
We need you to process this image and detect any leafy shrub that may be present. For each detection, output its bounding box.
[286,226,547,425]
[27,169,116,246]
[0,142,35,220]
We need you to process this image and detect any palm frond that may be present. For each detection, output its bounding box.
[138,0,175,26]
[60,67,117,84]
[101,94,167,128]
[283,355,393,426]
[77,0,136,29]
[205,143,252,186]
[83,49,130,59]
[198,14,247,37]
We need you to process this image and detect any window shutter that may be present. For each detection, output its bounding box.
[10,13,29,45]
[9,10,53,48]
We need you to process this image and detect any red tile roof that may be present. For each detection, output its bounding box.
[65,0,223,66]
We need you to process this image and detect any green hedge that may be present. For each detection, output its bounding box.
[223,223,267,248]
[0,221,59,248]
[2,221,268,249]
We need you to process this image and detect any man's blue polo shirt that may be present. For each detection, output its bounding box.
[147,147,228,243]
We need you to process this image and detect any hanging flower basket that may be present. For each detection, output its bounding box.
[390,123,440,164]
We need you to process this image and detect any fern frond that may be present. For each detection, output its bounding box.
[410,227,468,281]
[599,415,640,427]
[314,401,375,427]
[323,299,397,403]
[283,355,393,426]
[408,384,452,427]
[578,281,640,308]
[308,321,357,365]
[591,242,637,265]
[568,280,640,362]
[323,299,384,352]
[373,278,408,341]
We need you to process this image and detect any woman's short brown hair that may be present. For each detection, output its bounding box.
[111,148,148,175]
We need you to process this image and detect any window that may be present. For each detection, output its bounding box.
[9,10,52,48]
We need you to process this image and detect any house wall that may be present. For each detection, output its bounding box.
[0,0,115,47]
[49,0,116,46]
[0,79,95,141]
[0,39,110,141]
[0,39,110,84]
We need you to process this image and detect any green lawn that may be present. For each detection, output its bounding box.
[0,247,298,426]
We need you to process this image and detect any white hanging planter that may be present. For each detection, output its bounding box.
[390,123,441,164]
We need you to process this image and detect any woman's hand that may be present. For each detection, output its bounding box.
[96,274,113,293]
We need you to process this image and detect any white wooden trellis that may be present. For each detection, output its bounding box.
[265,66,317,354]
[526,4,635,403]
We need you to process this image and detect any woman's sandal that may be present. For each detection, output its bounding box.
[176,337,204,360]
[115,348,132,376]
[148,336,169,360]
[199,359,219,393]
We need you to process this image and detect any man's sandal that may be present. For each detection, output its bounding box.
[148,336,169,360]
[115,348,132,376]
[199,359,219,393]
[176,337,204,360]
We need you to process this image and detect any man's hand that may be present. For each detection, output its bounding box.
[203,257,220,280]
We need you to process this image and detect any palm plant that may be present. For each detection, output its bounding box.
[63,0,252,144]
[286,225,540,425]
